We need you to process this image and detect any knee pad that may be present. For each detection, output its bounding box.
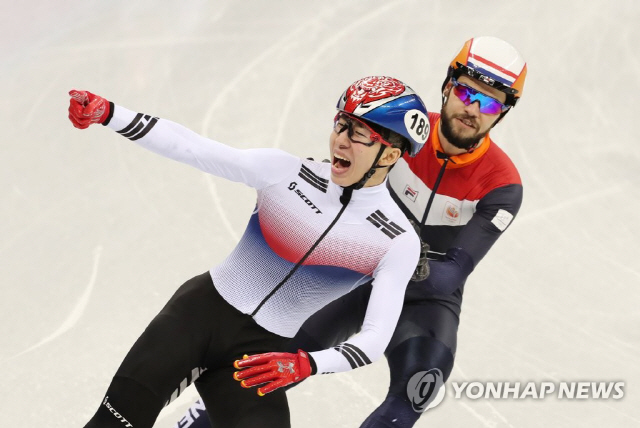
[386,336,454,397]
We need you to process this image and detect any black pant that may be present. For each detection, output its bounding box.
[192,283,458,428]
[84,272,291,428]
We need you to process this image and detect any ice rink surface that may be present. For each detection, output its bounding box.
[1,1,639,426]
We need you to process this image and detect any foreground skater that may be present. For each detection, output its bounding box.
[69,75,430,427]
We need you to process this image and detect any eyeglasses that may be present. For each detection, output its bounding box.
[451,79,510,115]
[333,113,391,147]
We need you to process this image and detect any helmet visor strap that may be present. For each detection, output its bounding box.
[454,62,519,96]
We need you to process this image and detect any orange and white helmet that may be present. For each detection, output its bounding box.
[444,36,527,108]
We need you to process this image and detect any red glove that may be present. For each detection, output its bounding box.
[233,349,313,396]
[68,89,111,129]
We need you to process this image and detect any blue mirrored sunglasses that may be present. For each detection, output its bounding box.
[451,79,510,115]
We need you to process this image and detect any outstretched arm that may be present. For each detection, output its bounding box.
[68,90,299,189]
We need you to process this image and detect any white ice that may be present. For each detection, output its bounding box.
[1,1,639,427]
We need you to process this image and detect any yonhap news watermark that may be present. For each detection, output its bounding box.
[449,380,625,400]
[407,370,625,412]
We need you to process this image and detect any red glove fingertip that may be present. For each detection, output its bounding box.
[69,89,88,105]
[233,355,248,369]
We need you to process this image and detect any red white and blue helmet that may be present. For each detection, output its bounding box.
[336,76,429,157]
[445,36,527,108]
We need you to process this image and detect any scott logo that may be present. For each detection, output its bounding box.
[102,396,134,427]
[288,182,322,214]
[407,368,445,413]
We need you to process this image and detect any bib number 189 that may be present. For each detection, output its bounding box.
[404,109,430,143]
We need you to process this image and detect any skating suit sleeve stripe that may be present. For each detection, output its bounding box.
[117,114,159,141]
[341,343,372,365]
[333,343,372,368]
[117,112,144,134]
[129,117,159,141]
[333,345,358,369]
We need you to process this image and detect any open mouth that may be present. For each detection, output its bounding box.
[332,154,351,172]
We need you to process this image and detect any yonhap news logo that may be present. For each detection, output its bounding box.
[450,381,625,400]
[407,374,625,413]
[407,369,446,412]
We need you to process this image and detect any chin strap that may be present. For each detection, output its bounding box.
[342,144,387,195]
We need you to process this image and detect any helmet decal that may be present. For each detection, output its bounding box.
[447,36,527,106]
[343,76,407,114]
[337,76,429,157]
[465,37,526,89]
